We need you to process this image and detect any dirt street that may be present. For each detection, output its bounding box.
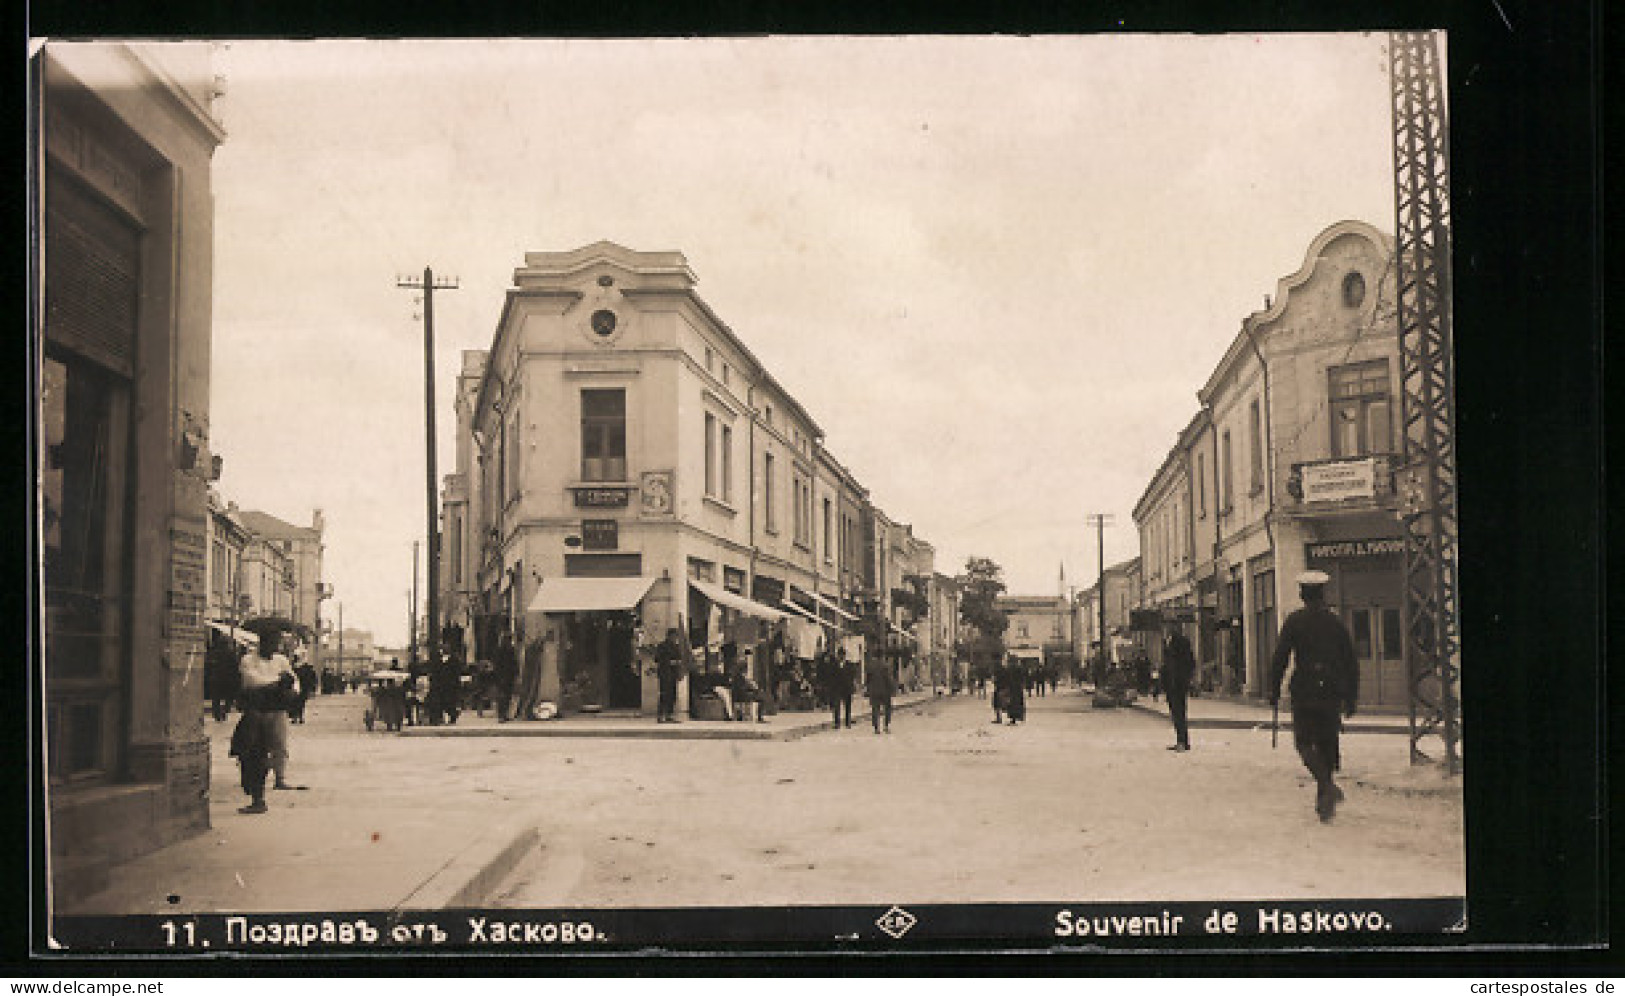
[468,689,1465,907]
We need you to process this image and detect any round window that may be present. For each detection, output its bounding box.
[590,309,618,337]
[1342,271,1367,308]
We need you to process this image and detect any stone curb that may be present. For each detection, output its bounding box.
[1124,700,1409,735]
[396,811,544,910]
[397,694,943,743]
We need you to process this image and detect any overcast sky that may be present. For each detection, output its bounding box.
[205,34,1398,646]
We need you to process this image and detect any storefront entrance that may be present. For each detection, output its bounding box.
[561,612,640,710]
[1345,603,1405,708]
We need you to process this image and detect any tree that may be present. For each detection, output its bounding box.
[893,574,931,626]
[958,556,1009,642]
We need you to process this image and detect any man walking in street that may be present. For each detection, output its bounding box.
[655,627,685,723]
[1161,621,1196,752]
[829,646,855,728]
[865,652,897,734]
[1270,570,1360,823]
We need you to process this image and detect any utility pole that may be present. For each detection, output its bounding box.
[337,601,344,682]
[1086,513,1114,678]
[410,542,420,667]
[398,266,459,676]
[1389,30,1461,774]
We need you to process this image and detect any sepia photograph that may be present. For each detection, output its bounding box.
[30,31,1479,954]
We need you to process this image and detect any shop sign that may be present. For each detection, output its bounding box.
[582,519,618,551]
[723,566,746,594]
[640,471,674,516]
[1306,537,1404,561]
[573,486,631,508]
[1301,458,1376,502]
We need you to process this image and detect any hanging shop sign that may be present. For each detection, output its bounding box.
[573,486,632,508]
[1306,537,1404,562]
[582,519,619,551]
[1301,458,1377,503]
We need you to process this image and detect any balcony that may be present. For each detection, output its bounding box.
[1284,453,1397,515]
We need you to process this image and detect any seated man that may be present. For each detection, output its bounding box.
[729,666,765,722]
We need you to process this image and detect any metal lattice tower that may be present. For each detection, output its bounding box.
[1389,30,1462,774]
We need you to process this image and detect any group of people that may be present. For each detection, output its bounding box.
[206,629,346,725]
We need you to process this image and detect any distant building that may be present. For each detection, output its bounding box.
[996,594,1071,669]
[320,628,377,679]
[236,509,327,636]
[205,491,251,626]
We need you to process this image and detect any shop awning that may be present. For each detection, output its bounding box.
[779,599,832,628]
[805,589,859,622]
[527,576,658,614]
[690,579,790,622]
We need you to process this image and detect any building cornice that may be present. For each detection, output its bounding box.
[119,44,227,148]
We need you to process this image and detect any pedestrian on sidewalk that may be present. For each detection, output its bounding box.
[1269,570,1360,823]
[492,635,519,722]
[290,653,317,724]
[866,654,896,734]
[654,628,685,723]
[204,629,241,722]
[1161,625,1195,752]
[233,631,300,811]
[828,646,855,728]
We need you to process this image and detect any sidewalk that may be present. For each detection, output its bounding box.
[1117,689,1461,798]
[399,689,939,741]
[1122,690,1410,735]
[50,689,937,921]
[51,694,545,920]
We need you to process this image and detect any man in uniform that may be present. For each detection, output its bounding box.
[1269,569,1360,822]
[1161,622,1196,752]
[654,627,685,723]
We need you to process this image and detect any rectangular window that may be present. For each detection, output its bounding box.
[1249,399,1263,492]
[764,452,777,533]
[1221,430,1234,511]
[792,473,811,546]
[580,389,626,482]
[705,347,714,373]
[1329,359,1393,458]
[1197,453,1207,517]
[721,423,733,501]
[704,412,718,498]
[1252,567,1276,679]
[448,508,463,585]
[823,497,833,562]
[505,409,523,502]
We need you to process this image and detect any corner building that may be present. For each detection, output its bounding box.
[456,242,886,712]
[1185,219,1405,706]
[37,42,225,906]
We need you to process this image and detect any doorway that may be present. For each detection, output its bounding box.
[1346,603,1405,707]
